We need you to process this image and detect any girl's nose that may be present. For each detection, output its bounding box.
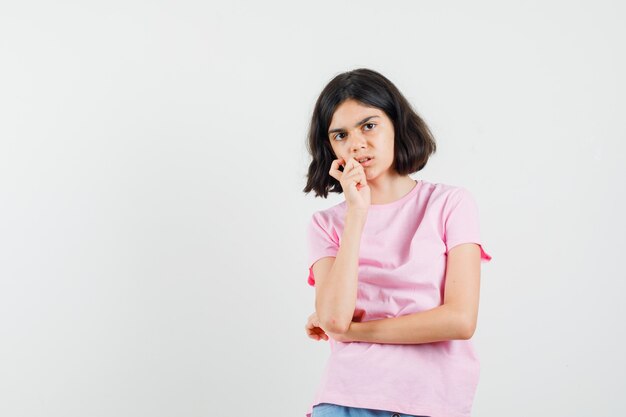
[348,133,367,151]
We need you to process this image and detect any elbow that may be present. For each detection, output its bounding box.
[448,305,476,340]
[320,316,351,335]
[316,300,352,335]
[459,319,476,340]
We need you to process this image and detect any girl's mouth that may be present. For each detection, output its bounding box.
[358,157,374,167]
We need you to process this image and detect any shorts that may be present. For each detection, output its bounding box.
[311,403,430,417]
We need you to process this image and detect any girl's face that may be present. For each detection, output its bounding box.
[327,99,396,181]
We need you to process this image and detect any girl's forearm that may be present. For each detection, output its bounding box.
[317,209,366,334]
[346,304,469,344]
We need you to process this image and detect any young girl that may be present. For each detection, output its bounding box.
[302,68,492,417]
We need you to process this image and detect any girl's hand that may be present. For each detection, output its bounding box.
[329,157,371,212]
[325,328,353,343]
[305,311,328,341]
[305,312,355,343]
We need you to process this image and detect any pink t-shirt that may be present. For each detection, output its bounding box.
[305,179,492,417]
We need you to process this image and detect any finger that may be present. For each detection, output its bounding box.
[344,171,366,188]
[344,160,365,180]
[348,158,364,173]
[313,328,327,340]
[343,157,359,174]
[308,331,318,340]
[344,169,364,181]
[306,327,319,339]
[356,172,367,187]
[336,156,356,175]
[328,158,345,180]
[314,327,327,338]
[332,157,362,177]
[336,157,350,169]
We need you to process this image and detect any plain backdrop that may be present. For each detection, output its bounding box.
[1,1,624,416]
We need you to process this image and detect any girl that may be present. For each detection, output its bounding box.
[302,68,492,417]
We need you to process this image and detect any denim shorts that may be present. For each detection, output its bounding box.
[311,403,430,417]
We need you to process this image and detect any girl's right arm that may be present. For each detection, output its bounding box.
[314,209,367,334]
[314,157,370,334]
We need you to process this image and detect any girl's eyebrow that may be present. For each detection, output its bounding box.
[328,115,380,135]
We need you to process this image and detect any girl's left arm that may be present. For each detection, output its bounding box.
[339,243,482,344]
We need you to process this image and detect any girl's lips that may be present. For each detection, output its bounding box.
[359,157,374,167]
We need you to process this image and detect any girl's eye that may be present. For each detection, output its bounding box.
[333,123,376,141]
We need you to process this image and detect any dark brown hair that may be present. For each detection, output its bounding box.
[303,68,437,198]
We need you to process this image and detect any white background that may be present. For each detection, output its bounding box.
[1,1,624,416]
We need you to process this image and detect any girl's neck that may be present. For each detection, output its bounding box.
[367,175,418,205]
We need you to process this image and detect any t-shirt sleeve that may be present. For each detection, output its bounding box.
[444,187,492,262]
[306,211,339,286]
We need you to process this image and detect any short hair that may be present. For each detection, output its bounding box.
[303,68,437,198]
